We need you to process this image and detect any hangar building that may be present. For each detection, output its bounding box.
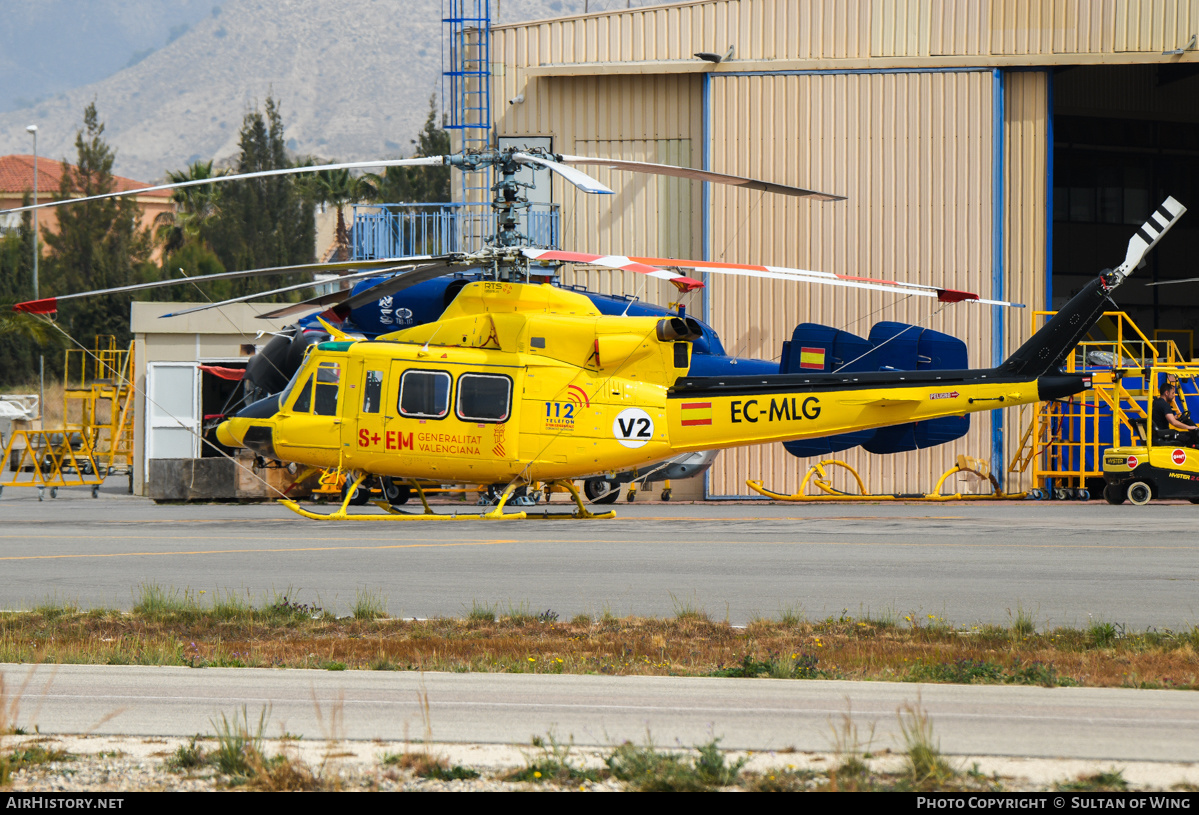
[487,0,1199,497]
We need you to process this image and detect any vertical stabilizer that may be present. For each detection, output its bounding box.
[998,198,1186,378]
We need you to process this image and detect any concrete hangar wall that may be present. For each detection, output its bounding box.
[491,0,1199,497]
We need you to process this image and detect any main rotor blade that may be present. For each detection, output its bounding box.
[1147,277,1199,287]
[159,266,418,319]
[625,254,1021,307]
[0,156,447,216]
[555,155,846,202]
[13,255,448,315]
[511,152,613,195]
[257,261,472,319]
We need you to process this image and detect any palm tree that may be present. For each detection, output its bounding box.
[0,298,66,348]
[153,160,223,253]
[308,168,374,262]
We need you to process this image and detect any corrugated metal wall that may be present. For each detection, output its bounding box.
[1002,70,1051,493]
[496,0,1198,63]
[703,70,999,497]
[493,0,873,66]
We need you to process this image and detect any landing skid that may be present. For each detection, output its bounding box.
[279,476,615,521]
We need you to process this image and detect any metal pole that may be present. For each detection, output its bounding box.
[26,125,44,425]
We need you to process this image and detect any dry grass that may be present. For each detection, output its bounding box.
[1,599,1198,689]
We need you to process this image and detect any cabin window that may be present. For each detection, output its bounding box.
[362,370,383,414]
[456,373,511,423]
[313,362,342,415]
[399,370,451,419]
[289,375,313,413]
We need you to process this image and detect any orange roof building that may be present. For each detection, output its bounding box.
[0,154,174,243]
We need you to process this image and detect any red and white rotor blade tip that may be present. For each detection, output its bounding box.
[522,249,705,292]
[625,256,1024,308]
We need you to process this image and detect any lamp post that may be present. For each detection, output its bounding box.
[25,124,43,423]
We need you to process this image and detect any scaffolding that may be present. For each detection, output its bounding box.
[443,0,492,203]
[0,336,135,499]
[1009,311,1199,498]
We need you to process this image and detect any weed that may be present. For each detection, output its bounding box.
[910,658,1006,684]
[744,767,817,791]
[569,613,592,626]
[466,600,497,622]
[502,601,535,624]
[266,594,322,621]
[31,596,78,620]
[210,706,268,777]
[133,584,200,620]
[210,590,252,620]
[1009,605,1037,641]
[350,588,387,620]
[898,700,956,789]
[669,592,710,622]
[536,609,559,623]
[1089,620,1121,648]
[605,736,743,791]
[828,702,876,789]
[709,652,822,679]
[5,744,71,771]
[382,751,479,780]
[507,731,601,784]
[166,736,209,771]
[777,602,805,627]
[321,661,348,671]
[1056,768,1129,791]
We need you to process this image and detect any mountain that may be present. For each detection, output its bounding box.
[0,0,665,183]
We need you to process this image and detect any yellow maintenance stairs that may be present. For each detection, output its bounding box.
[1,336,135,500]
[1008,312,1199,500]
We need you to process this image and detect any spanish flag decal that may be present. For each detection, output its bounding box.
[680,402,713,426]
[799,347,827,370]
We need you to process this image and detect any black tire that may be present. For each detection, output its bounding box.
[583,478,620,505]
[1127,481,1153,506]
[342,477,372,506]
[1188,497,1199,504]
[661,489,672,501]
[1103,484,1126,505]
[381,477,410,506]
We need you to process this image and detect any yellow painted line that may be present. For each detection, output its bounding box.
[0,537,1190,563]
[0,540,519,561]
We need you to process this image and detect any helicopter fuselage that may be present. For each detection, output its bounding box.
[216,280,1086,486]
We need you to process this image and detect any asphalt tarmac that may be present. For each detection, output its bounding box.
[0,484,1196,628]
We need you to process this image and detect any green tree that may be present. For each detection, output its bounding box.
[40,102,154,348]
[207,97,315,297]
[0,203,62,387]
[363,96,451,205]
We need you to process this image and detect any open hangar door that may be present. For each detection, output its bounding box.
[1053,64,1199,358]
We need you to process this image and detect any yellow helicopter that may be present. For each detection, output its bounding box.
[7,151,1185,520]
[207,194,1182,521]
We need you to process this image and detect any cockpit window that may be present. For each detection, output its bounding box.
[313,362,341,415]
[399,370,451,419]
[290,375,313,413]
